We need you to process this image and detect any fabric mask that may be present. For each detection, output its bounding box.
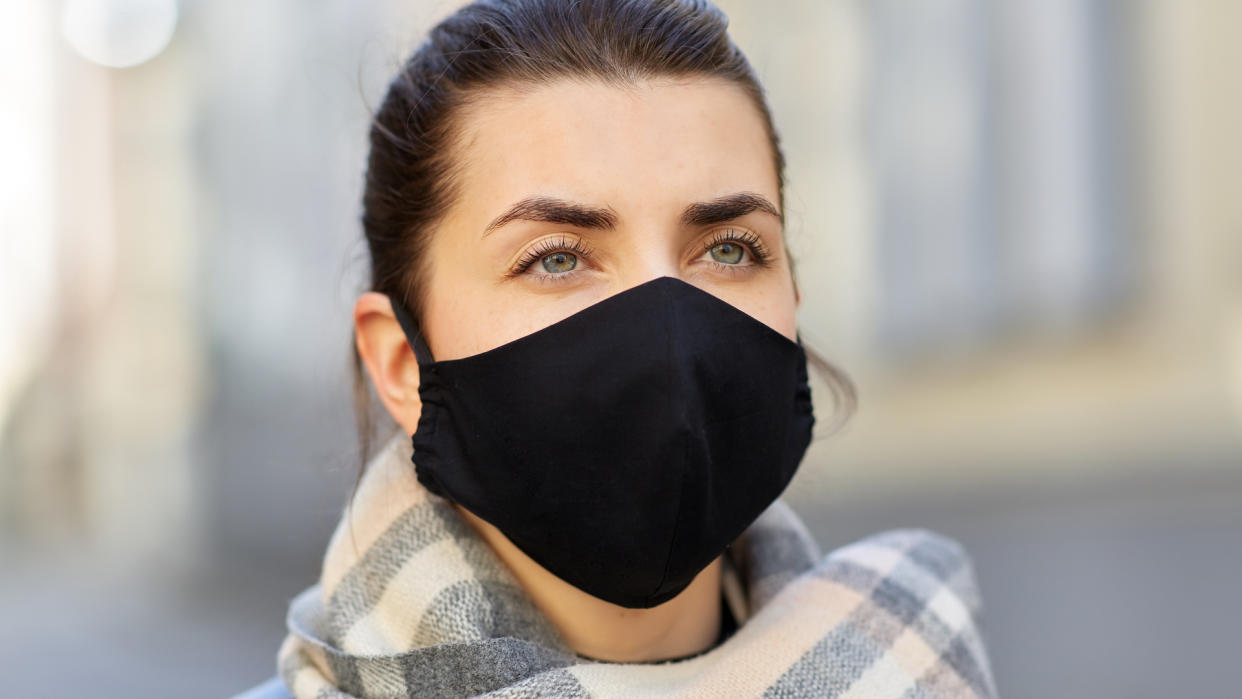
[388,276,814,609]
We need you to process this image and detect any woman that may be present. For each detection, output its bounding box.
[238,0,996,696]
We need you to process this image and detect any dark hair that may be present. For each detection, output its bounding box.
[351,0,856,492]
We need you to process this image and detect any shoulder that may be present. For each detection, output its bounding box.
[229,676,293,699]
[821,528,984,616]
[749,529,997,697]
[811,528,997,696]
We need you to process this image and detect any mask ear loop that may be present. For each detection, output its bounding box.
[387,295,436,366]
[386,295,452,498]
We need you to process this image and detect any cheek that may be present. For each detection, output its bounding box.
[753,295,800,343]
[421,284,516,361]
[709,278,799,342]
[422,272,597,360]
[419,225,523,360]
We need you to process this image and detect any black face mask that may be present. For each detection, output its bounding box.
[389,276,814,609]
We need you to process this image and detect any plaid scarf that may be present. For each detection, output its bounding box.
[274,434,997,698]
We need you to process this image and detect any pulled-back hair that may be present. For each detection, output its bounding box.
[352,0,855,486]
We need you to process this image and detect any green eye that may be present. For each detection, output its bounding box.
[541,252,578,273]
[709,242,745,264]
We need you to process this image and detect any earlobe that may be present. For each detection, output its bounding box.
[353,292,423,434]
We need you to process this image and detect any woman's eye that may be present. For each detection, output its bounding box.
[708,242,746,265]
[541,251,578,273]
[505,236,592,281]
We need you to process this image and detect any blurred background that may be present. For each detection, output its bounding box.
[1,0,1239,696]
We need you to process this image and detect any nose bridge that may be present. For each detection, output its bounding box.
[612,222,686,293]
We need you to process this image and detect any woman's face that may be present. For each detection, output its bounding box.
[419,77,797,362]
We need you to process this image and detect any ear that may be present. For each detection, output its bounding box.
[354,292,422,436]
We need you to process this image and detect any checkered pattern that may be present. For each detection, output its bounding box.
[271,434,997,698]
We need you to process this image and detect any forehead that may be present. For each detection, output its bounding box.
[446,77,779,228]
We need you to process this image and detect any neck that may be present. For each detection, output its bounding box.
[453,503,723,662]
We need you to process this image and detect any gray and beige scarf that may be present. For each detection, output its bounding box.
[274,434,998,697]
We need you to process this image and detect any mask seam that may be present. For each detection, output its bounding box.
[650,432,690,605]
[649,279,688,605]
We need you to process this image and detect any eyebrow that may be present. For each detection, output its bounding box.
[481,191,782,237]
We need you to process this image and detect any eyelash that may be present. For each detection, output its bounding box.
[702,228,773,268]
[505,229,772,282]
[506,235,595,279]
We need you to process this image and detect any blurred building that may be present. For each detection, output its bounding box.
[1,1,1239,697]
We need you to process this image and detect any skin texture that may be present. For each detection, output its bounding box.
[353,77,798,662]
